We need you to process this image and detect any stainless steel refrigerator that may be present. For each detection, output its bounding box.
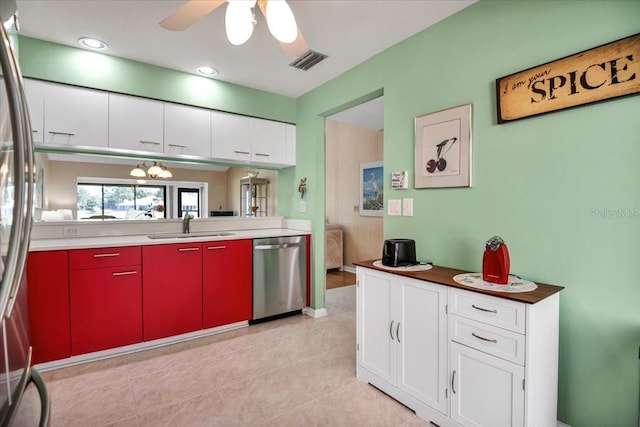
[0,4,50,426]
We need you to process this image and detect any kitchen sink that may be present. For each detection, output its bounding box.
[147,232,235,239]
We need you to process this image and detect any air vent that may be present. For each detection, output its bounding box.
[289,50,328,71]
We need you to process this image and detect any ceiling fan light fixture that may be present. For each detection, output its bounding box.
[265,0,297,43]
[225,0,255,45]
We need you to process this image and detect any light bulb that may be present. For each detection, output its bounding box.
[226,1,255,45]
[158,167,172,179]
[265,0,297,43]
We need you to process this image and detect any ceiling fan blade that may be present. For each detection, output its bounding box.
[280,28,308,57]
[159,0,226,31]
[256,0,308,56]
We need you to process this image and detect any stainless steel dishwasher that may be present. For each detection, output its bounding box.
[252,235,307,321]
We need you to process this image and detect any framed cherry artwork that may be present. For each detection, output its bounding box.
[414,103,472,189]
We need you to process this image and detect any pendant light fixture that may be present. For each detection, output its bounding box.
[129,161,173,180]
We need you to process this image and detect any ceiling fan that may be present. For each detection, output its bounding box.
[160,0,308,57]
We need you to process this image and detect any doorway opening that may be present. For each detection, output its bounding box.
[324,95,384,290]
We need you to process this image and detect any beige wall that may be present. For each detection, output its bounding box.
[325,119,383,268]
[43,158,279,219]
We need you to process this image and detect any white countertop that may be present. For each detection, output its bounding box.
[29,228,310,251]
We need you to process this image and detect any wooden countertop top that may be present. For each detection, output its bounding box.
[354,260,564,304]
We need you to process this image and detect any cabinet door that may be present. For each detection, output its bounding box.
[43,83,108,147]
[202,239,252,328]
[26,251,71,363]
[396,279,448,415]
[164,103,211,157]
[251,118,286,165]
[285,123,296,166]
[357,268,395,384]
[69,265,142,355]
[23,79,45,145]
[211,111,252,162]
[450,342,525,427]
[109,94,164,152]
[142,243,203,340]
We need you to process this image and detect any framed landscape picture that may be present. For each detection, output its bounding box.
[359,161,383,216]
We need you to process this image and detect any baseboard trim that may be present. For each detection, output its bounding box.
[557,421,571,427]
[342,265,356,274]
[302,307,328,318]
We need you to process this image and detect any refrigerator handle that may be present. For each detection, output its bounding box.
[30,368,51,427]
[0,24,27,317]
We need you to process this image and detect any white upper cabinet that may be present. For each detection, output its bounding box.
[250,117,287,165]
[285,123,296,166]
[23,79,45,145]
[210,111,252,162]
[108,94,164,153]
[164,103,211,158]
[43,83,108,148]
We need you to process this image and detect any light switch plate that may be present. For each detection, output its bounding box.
[402,198,413,216]
[388,199,401,216]
[299,201,307,213]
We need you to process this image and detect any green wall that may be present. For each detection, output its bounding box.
[290,1,640,426]
[17,36,296,123]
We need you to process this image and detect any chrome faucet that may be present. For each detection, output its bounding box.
[182,213,193,234]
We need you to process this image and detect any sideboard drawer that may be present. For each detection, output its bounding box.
[448,288,526,334]
[449,314,525,365]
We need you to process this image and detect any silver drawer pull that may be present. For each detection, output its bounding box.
[139,140,161,145]
[389,320,395,341]
[234,150,250,155]
[207,246,227,250]
[112,271,138,276]
[48,131,75,136]
[178,247,200,252]
[168,143,188,148]
[451,370,457,394]
[93,253,120,258]
[254,153,270,157]
[472,304,497,314]
[396,322,401,343]
[472,332,498,343]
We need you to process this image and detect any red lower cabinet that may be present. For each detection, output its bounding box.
[69,265,143,355]
[142,243,203,340]
[202,239,252,328]
[27,250,71,364]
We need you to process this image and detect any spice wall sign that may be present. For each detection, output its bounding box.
[496,33,639,123]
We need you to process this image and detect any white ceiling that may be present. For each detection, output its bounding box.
[15,0,476,99]
[327,96,384,131]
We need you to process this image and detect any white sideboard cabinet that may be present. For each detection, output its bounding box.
[356,263,562,427]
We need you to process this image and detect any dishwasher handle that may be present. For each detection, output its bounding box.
[254,242,304,250]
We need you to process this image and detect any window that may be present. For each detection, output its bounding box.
[177,187,200,219]
[77,183,166,220]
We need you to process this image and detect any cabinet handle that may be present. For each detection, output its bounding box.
[234,150,250,155]
[471,332,498,343]
[396,322,401,343]
[48,131,75,136]
[93,253,120,258]
[139,140,161,145]
[178,247,200,252]
[168,143,188,148]
[112,270,138,276]
[32,130,39,133]
[254,153,270,157]
[207,246,227,250]
[389,320,395,341]
[451,370,457,394]
[471,304,497,314]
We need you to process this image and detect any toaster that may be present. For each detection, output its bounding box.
[382,239,417,267]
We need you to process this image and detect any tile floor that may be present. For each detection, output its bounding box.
[41,285,430,426]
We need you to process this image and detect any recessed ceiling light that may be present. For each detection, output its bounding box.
[78,37,108,50]
[197,66,218,77]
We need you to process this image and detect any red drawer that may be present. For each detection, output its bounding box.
[69,246,141,270]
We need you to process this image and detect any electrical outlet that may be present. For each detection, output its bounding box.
[299,201,307,213]
[63,226,79,236]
